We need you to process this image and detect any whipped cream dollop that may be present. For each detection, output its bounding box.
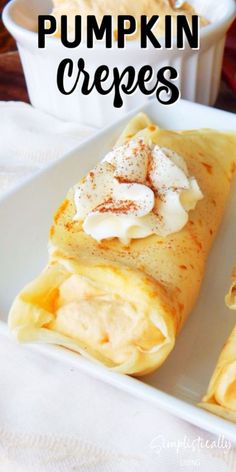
[74,139,203,244]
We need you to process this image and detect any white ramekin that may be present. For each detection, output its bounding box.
[3,0,236,127]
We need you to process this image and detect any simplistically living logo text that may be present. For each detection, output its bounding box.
[150,434,232,456]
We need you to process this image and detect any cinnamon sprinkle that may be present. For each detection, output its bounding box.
[94,198,139,214]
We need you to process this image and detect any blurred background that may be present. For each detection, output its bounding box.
[0,0,29,102]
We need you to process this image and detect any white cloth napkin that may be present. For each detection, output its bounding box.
[0,101,236,472]
[0,102,94,195]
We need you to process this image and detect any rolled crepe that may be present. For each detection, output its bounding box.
[9,114,236,376]
[200,271,236,421]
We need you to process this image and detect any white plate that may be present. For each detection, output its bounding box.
[1,98,236,441]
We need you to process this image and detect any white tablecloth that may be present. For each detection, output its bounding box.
[0,101,235,472]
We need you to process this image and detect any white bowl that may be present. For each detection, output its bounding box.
[3,0,236,127]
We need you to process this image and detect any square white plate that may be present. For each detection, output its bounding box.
[1,98,236,441]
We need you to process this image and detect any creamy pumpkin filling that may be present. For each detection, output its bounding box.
[52,0,209,40]
[47,274,165,365]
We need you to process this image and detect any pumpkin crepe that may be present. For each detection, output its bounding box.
[200,270,236,421]
[9,113,236,376]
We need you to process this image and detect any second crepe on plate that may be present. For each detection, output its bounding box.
[8,113,236,375]
[200,271,236,421]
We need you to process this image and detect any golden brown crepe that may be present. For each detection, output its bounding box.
[9,114,236,376]
[200,270,236,421]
